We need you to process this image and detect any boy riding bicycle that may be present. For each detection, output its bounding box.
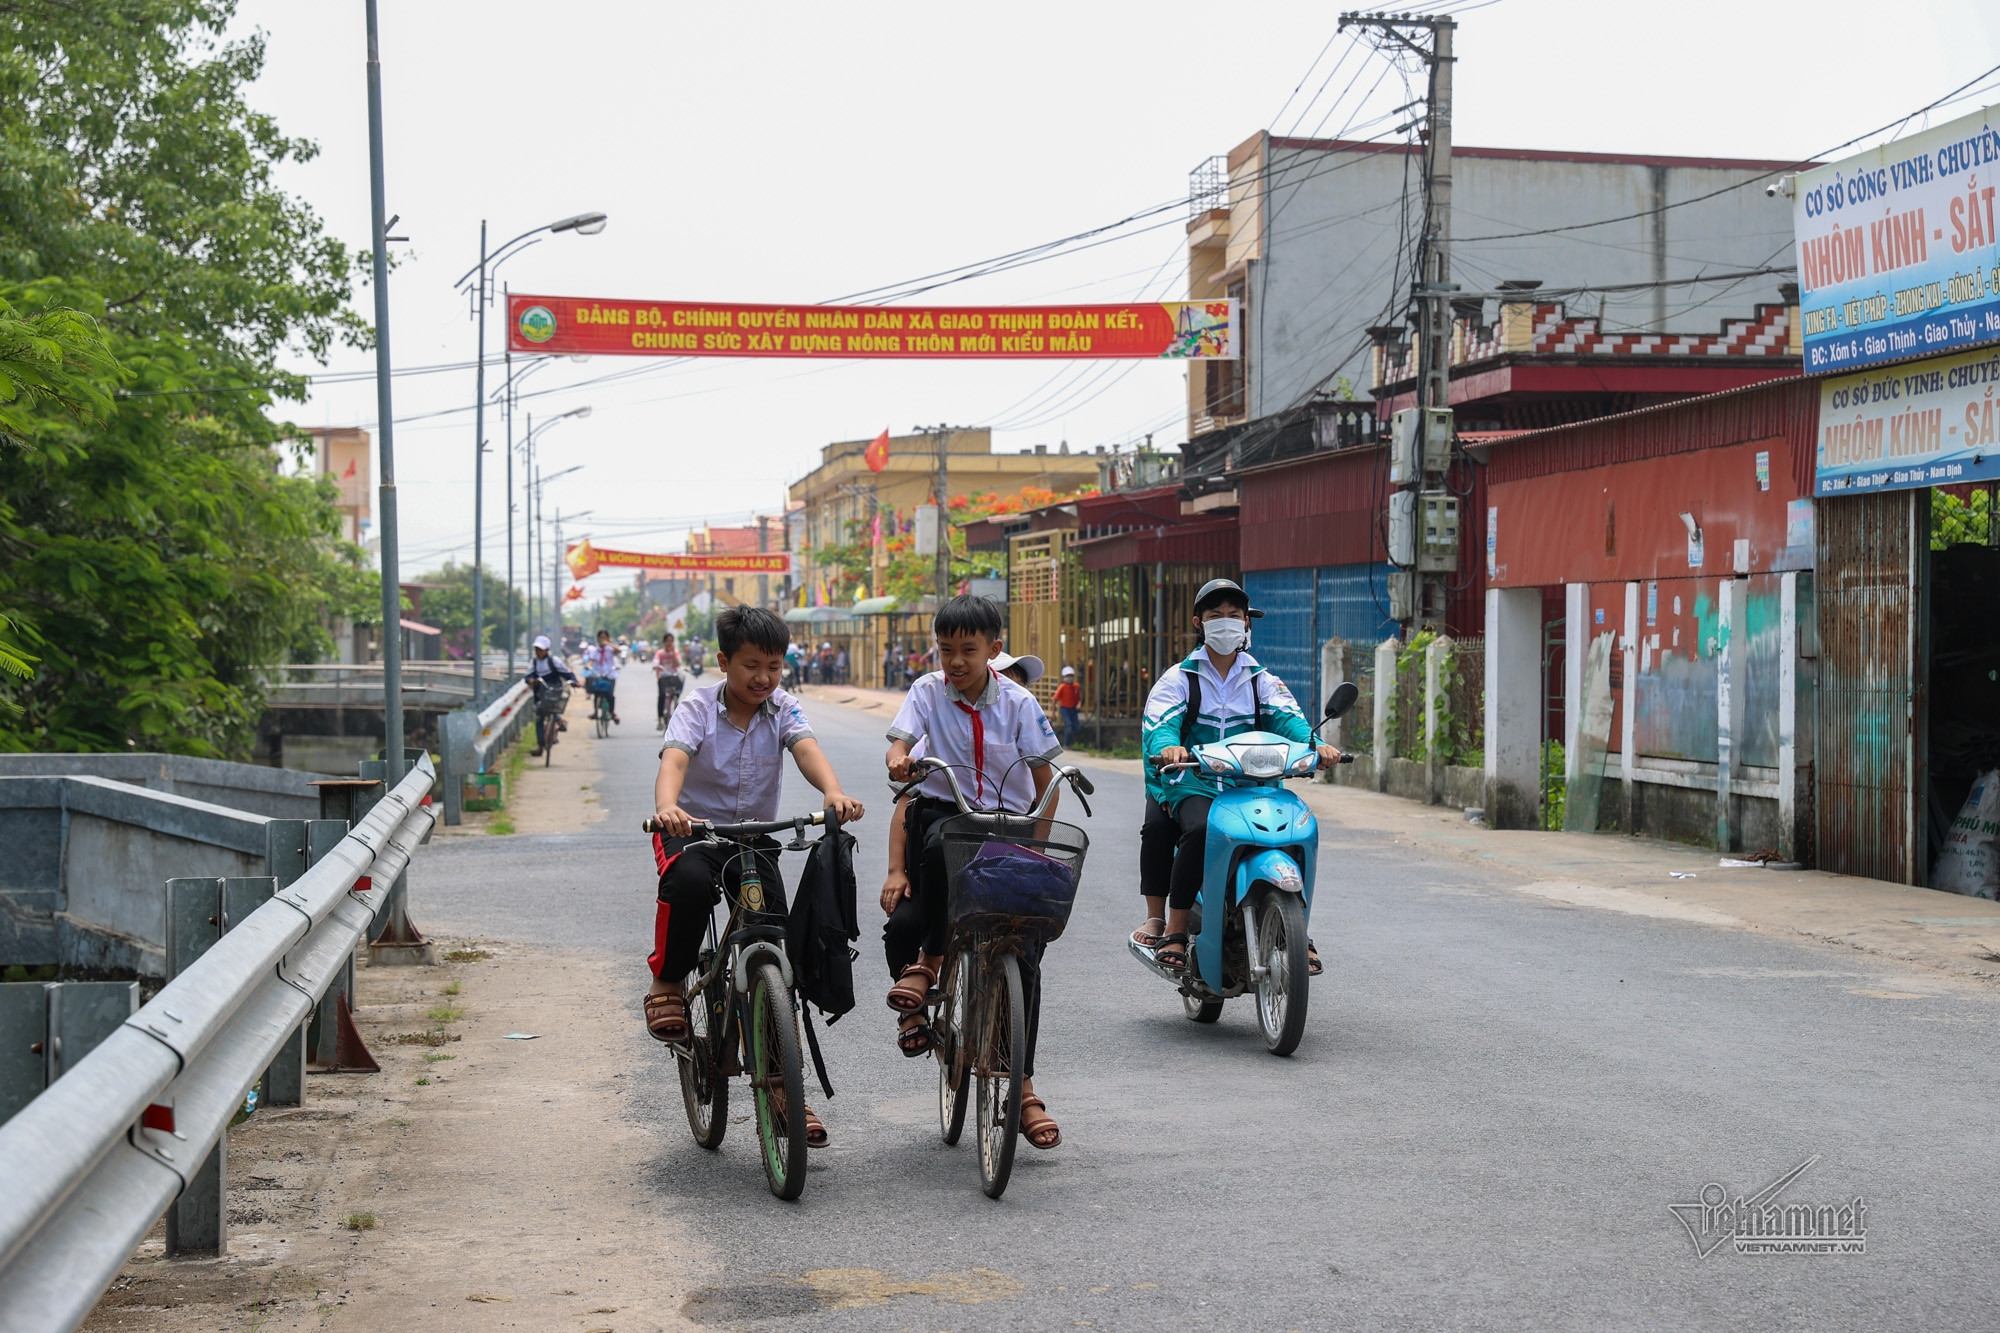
[646,607,864,1147]
[883,596,1067,1150]
[524,634,578,757]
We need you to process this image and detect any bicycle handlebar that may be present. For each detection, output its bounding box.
[892,755,1089,820]
[641,809,829,837]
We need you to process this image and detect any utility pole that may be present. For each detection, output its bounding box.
[1341,9,1457,628]
[364,0,405,784]
[503,293,515,681]
[470,219,488,709]
[935,424,951,603]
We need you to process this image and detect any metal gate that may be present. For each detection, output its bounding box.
[1815,490,1926,884]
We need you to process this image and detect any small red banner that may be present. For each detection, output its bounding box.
[509,294,1236,360]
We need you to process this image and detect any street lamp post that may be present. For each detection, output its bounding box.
[457,210,606,708]
[363,0,408,783]
[530,459,586,646]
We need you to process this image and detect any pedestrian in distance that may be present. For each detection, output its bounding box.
[1053,664,1082,747]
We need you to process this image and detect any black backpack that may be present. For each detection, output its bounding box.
[787,822,859,1096]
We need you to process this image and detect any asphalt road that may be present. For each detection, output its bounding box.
[416,671,2000,1331]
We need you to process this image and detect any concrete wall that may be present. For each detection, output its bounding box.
[0,776,275,978]
[1249,142,1797,418]
[0,754,320,820]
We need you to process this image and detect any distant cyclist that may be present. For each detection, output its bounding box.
[653,632,684,730]
[583,628,621,725]
[525,635,578,757]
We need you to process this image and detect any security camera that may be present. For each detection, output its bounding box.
[1766,175,1795,199]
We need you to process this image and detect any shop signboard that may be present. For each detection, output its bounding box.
[1794,103,2000,373]
[508,294,1237,360]
[1815,343,2000,494]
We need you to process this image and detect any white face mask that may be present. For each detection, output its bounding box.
[1202,617,1248,655]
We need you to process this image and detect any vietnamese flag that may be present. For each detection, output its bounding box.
[864,428,890,473]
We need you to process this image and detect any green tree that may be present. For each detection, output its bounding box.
[0,3,368,755]
[406,563,526,660]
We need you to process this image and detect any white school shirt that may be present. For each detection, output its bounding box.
[661,681,814,823]
[583,643,619,678]
[888,669,1062,811]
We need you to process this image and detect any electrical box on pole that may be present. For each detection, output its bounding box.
[1389,407,1454,486]
[1418,491,1460,572]
[1388,490,1417,567]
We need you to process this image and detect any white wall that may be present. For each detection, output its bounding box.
[1248,143,1797,417]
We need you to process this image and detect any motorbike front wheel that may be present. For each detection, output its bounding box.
[1183,991,1224,1024]
[1253,891,1310,1056]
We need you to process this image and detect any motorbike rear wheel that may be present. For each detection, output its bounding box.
[1253,891,1310,1056]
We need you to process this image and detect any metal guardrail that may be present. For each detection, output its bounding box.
[437,679,532,825]
[0,756,439,1331]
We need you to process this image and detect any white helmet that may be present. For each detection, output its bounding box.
[532,634,552,650]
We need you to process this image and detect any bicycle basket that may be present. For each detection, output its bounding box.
[536,685,570,715]
[938,813,1088,944]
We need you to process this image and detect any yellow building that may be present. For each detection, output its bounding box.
[787,427,1099,603]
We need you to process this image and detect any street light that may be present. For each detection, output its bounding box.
[496,347,588,679]
[529,458,585,644]
[455,211,608,706]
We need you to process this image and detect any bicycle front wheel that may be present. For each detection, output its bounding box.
[936,950,972,1145]
[747,962,809,1200]
[974,951,1025,1199]
[678,960,727,1149]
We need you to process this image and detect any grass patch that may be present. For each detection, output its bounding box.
[1073,738,1143,760]
[488,814,516,836]
[414,1076,431,1086]
[381,1031,460,1047]
[442,946,492,963]
[386,1117,411,1127]
[341,1212,376,1231]
[422,1051,455,1063]
[441,979,462,996]
[425,1006,463,1025]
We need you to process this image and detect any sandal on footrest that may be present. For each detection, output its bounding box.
[886,962,937,1012]
[1131,916,1166,948]
[1154,933,1190,972]
[644,991,688,1043]
[896,1013,933,1057]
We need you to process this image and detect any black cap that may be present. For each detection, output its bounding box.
[1192,577,1262,618]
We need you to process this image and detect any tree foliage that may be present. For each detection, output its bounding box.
[0,3,369,755]
[407,563,526,660]
[814,485,1079,604]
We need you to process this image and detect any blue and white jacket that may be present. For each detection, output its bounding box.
[1141,649,1313,810]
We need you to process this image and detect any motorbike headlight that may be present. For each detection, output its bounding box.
[1230,744,1288,778]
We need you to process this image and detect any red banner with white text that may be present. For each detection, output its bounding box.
[566,542,792,580]
[511,294,1236,360]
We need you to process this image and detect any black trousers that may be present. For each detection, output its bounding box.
[650,835,786,981]
[883,796,1045,1079]
[1140,795,1212,912]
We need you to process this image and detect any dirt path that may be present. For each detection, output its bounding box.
[84,940,707,1333]
[432,681,610,841]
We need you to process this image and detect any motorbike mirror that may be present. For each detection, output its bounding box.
[1324,681,1359,720]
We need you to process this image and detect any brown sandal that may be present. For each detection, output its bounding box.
[1019,1095,1060,1150]
[804,1107,829,1149]
[886,961,937,1012]
[645,991,687,1042]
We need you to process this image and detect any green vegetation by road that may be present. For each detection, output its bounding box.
[0,3,371,755]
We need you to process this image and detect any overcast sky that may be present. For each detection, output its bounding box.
[231,0,2000,600]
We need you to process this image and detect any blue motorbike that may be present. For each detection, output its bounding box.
[1129,682,1357,1055]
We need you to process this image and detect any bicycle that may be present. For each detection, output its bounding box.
[640,806,842,1201]
[895,755,1093,1198]
[534,683,570,767]
[657,672,683,733]
[587,674,615,738]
